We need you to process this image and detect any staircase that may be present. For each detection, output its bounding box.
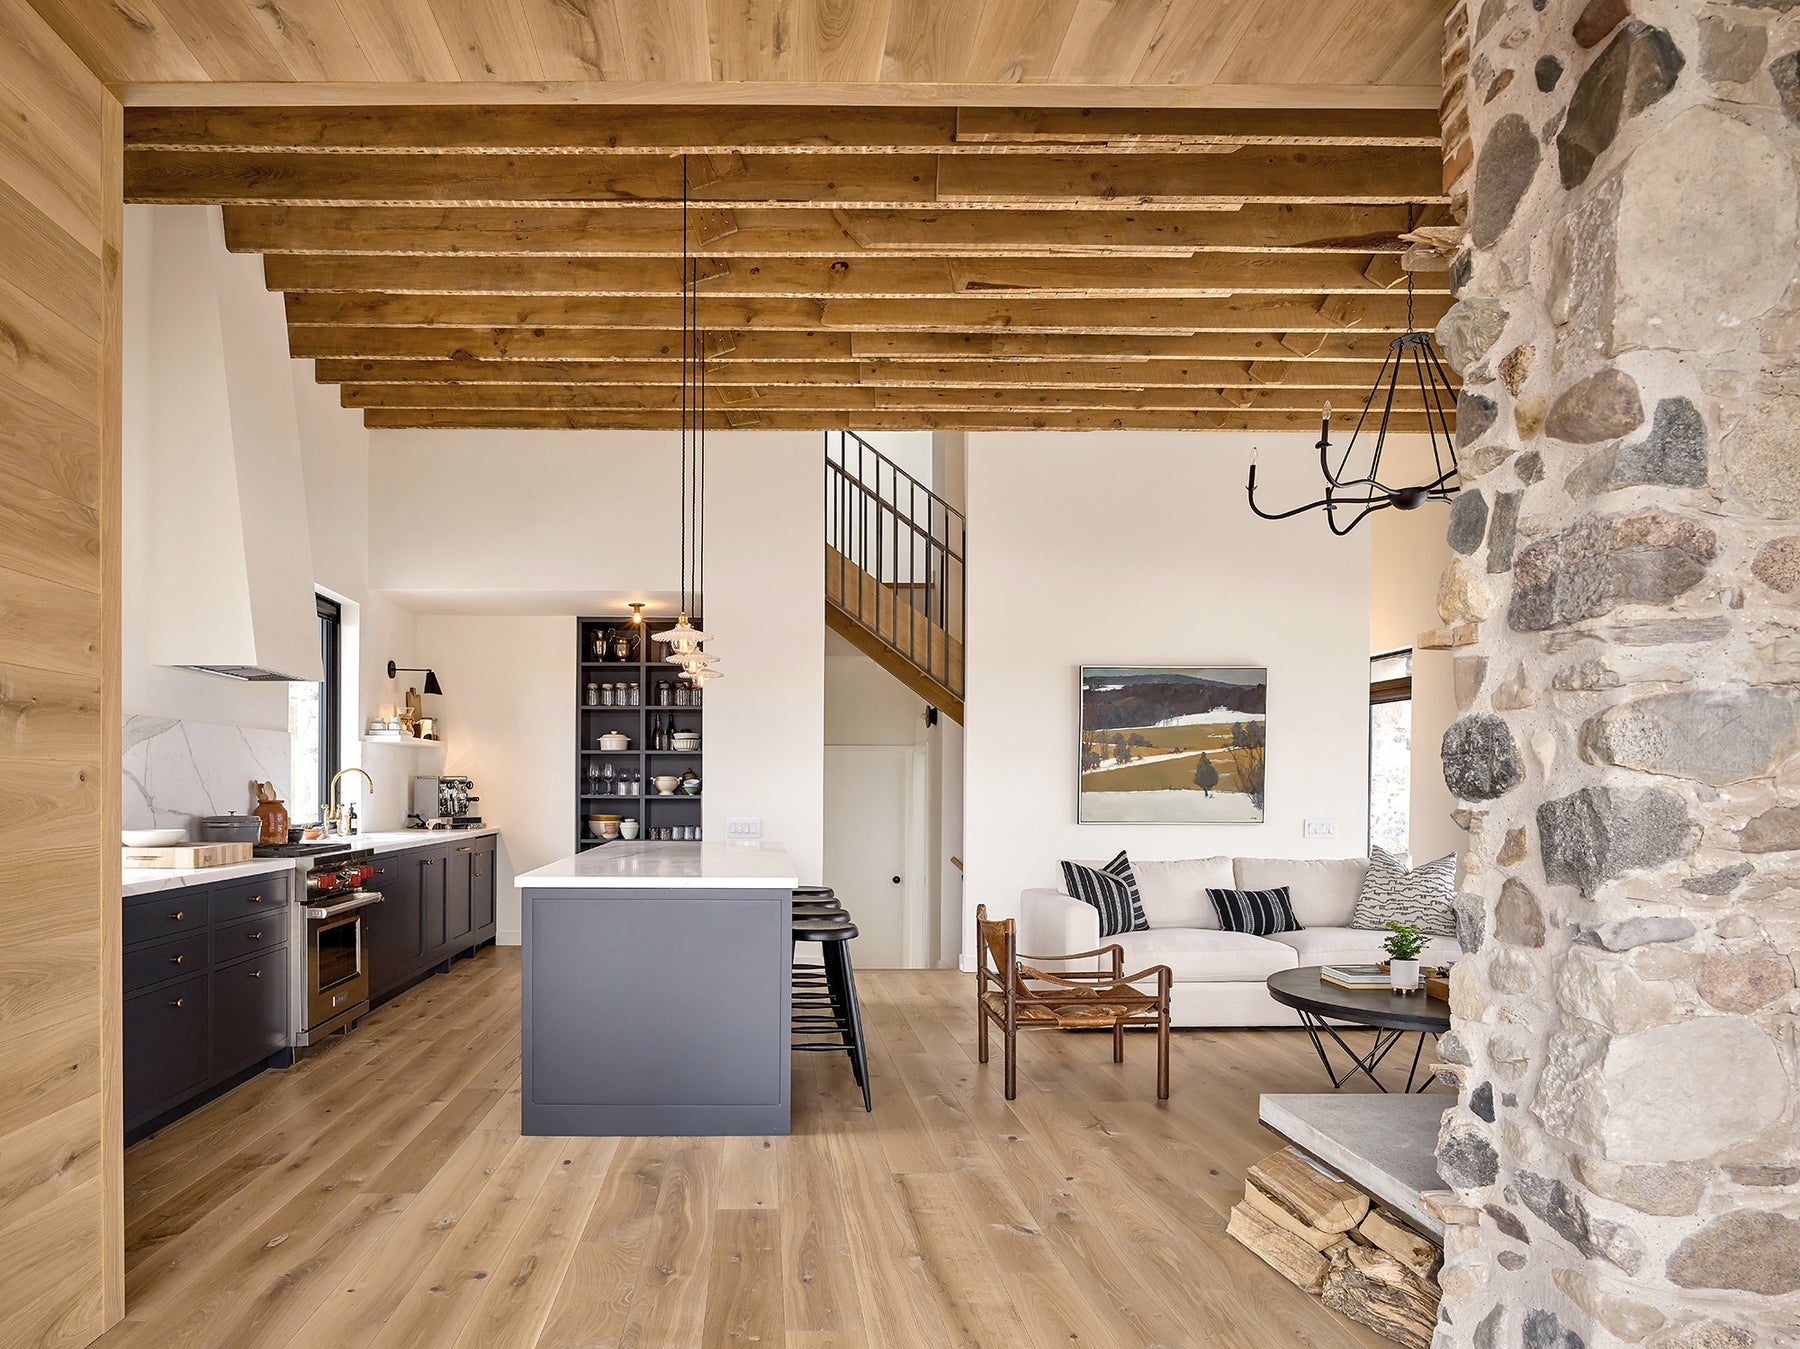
[825,431,965,723]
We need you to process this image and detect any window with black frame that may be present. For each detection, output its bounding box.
[1369,649,1413,860]
[289,594,342,826]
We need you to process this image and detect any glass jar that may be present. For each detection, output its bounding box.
[585,682,599,707]
[599,683,614,706]
[674,684,690,707]
[629,682,641,706]
[658,682,672,706]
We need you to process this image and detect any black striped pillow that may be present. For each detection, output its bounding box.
[1206,886,1301,936]
[1060,852,1147,937]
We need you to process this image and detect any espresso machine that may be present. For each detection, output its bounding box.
[410,775,482,829]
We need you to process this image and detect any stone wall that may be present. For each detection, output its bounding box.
[1431,1,1800,1346]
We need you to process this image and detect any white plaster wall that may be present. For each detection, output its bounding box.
[1371,498,1462,865]
[368,430,681,603]
[698,432,826,884]
[962,431,1375,960]
[416,615,573,943]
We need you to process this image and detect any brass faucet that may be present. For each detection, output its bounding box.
[328,767,374,837]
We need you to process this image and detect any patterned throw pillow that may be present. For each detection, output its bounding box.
[1350,846,1457,937]
[1206,886,1301,936]
[1060,851,1147,937]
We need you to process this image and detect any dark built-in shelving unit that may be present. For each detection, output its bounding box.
[576,615,705,852]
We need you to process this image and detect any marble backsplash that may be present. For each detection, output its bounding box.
[122,715,291,834]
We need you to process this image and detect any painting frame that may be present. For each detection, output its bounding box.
[1077,665,1269,825]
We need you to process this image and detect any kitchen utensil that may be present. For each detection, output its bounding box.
[620,819,640,839]
[121,828,185,848]
[598,731,630,752]
[652,775,680,795]
[670,731,701,751]
[252,780,289,845]
[196,814,263,844]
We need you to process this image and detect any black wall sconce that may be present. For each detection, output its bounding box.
[387,661,444,695]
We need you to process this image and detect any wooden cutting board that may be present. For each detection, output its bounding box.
[122,842,256,869]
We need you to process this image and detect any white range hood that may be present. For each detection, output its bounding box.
[141,206,322,682]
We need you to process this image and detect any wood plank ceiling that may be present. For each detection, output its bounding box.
[48,0,1462,432]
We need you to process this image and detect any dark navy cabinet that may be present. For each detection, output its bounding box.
[367,837,500,1007]
[123,868,292,1139]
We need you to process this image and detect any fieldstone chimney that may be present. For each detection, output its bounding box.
[1433,1,1799,1346]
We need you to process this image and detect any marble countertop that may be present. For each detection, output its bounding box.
[123,856,299,899]
[515,840,798,890]
[121,827,502,898]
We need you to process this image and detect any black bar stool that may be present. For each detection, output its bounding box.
[791,911,871,1111]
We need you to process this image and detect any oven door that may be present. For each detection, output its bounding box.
[307,907,370,1030]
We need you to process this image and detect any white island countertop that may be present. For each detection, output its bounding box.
[515,840,798,890]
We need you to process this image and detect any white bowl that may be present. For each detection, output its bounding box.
[122,829,185,848]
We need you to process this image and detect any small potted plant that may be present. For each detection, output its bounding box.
[1383,921,1428,993]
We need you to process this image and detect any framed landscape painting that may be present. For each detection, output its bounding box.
[1078,666,1268,823]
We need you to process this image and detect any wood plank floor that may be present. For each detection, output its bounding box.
[102,948,1432,1348]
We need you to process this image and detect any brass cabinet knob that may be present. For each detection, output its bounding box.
[170,954,184,965]
[249,931,263,941]
[170,997,184,1009]
[249,893,263,903]
[171,911,184,921]
[250,969,263,979]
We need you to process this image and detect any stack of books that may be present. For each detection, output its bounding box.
[1319,964,1391,990]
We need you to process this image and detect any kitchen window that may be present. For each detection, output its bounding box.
[1369,649,1413,860]
[289,594,342,826]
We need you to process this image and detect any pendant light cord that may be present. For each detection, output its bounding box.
[679,155,691,620]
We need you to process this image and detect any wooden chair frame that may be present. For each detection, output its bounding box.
[975,904,1172,1101]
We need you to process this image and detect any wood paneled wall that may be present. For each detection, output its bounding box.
[0,1,123,1344]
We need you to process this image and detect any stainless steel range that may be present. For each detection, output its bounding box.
[292,847,384,1046]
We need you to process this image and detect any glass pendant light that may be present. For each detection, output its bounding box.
[652,156,718,668]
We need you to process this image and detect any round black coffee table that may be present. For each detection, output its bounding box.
[1266,966,1451,1093]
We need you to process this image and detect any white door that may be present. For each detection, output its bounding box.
[824,745,919,968]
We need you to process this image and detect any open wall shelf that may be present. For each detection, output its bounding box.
[575,616,706,852]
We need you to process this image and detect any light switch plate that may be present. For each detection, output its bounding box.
[1303,819,1338,839]
[726,817,762,838]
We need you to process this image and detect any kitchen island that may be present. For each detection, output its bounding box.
[514,840,799,1136]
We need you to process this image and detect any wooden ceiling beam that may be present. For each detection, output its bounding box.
[281,291,1451,333]
[224,203,1449,258]
[335,382,1438,414]
[951,107,1441,147]
[124,146,1445,208]
[357,408,1445,432]
[259,251,1445,298]
[284,326,1425,364]
[126,105,1442,153]
[311,357,1447,391]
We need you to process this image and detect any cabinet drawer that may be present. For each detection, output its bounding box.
[213,911,285,963]
[124,971,211,1126]
[124,893,208,947]
[213,948,288,1078]
[210,874,287,924]
[123,930,210,996]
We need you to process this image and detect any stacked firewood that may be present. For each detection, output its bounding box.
[1227,1147,1442,1349]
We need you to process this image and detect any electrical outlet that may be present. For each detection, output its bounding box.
[726,817,762,838]
[1303,819,1338,840]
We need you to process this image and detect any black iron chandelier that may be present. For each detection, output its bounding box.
[1245,247,1461,536]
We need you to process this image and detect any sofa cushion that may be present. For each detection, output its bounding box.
[1110,928,1300,983]
[1059,852,1147,935]
[1234,857,1371,928]
[1133,857,1235,929]
[1206,885,1302,937]
[1350,846,1458,937]
[1263,927,1462,969]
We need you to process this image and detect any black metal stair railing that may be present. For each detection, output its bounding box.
[824,430,966,700]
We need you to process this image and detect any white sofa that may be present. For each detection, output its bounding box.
[1019,856,1462,1028]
